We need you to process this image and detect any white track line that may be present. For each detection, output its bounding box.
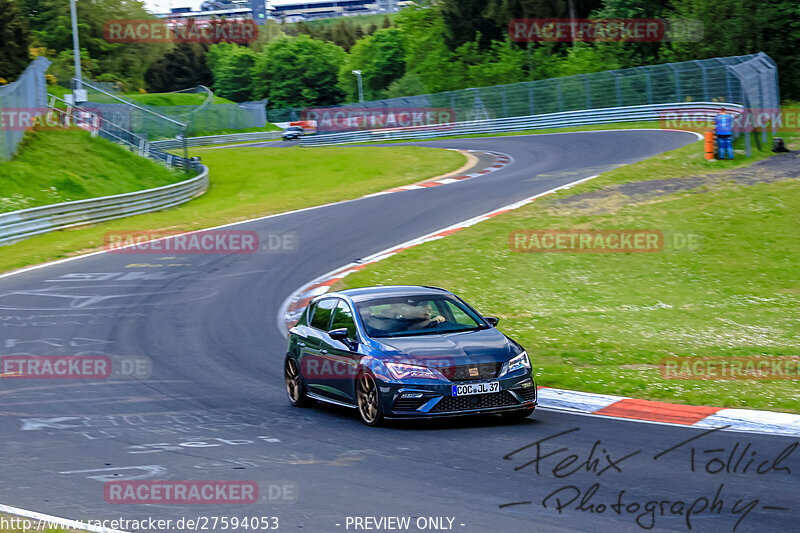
[0,129,698,283]
[276,172,602,336]
[0,151,510,282]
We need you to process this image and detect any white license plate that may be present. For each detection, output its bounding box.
[452,382,500,396]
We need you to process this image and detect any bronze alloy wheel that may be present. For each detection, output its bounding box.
[356,372,383,426]
[285,358,312,407]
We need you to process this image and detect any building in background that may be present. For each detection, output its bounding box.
[377,0,398,12]
[268,1,386,21]
[157,0,404,23]
[251,0,267,24]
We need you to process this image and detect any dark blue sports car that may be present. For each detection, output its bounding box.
[284,285,536,426]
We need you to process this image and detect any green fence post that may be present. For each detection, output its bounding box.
[556,79,563,112]
[581,74,591,108]
[668,63,682,102]
[638,66,653,104]
[612,72,622,106]
[694,60,709,101]
[528,83,535,115]
[182,125,189,176]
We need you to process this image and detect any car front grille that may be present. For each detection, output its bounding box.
[436,362,503,382]
[430,391,518,413]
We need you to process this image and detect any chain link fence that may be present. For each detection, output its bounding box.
[0,60,197,172]
[80,79,268,139]
[1,53,780,160]
[44,94,202,175]
[0,57,51,159]
[269,53,776,129]
[79,80,185,142]
[725,53,780,154]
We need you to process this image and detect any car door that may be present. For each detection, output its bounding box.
[320,299,362,403]
[302,298,337,397]
[289,301,319,367]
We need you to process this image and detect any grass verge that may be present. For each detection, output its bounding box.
[0,145,465,273]
[0,128,185,213]
[337,136,800,413]
[125,93,233,106]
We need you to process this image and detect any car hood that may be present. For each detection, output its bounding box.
[371,327,517,366]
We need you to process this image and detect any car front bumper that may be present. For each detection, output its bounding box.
[379,373,537,419]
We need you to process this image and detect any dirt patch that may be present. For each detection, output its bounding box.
[552,150,800,214]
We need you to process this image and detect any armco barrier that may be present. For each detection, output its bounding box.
[298,102,744,146]
[0,165,209,246]
[150,130,282,150]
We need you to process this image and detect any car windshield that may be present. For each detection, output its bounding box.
[355,295,485,338]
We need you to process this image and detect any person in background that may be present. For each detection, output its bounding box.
[715,111,734,159]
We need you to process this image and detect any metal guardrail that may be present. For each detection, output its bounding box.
[151,130,282,149]
[0,165,209,246]
[298,102,744,146]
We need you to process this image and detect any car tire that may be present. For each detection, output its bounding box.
[356,370,384,427]
[501,407,534,422]
[285,357,313,407]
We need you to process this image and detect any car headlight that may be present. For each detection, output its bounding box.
[500,351,531,377]
[385,362,440,380]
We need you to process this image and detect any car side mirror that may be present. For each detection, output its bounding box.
[329,328,355,347]
[484,316,500,327]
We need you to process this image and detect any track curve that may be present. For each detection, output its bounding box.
[0,131,797,533]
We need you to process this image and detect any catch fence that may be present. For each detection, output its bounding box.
[271,53,778,143]
[0,57,51,159]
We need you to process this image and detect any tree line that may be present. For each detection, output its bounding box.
[1,0,798,108]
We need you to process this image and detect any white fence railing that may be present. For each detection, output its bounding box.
[0,166,209,246]
[298,102,743,146]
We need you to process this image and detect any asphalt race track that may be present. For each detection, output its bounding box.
[0,131,797,533]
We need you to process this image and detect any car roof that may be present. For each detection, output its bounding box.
[324,285,452,303]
